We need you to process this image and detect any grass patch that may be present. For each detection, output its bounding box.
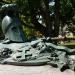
[59,41,75,49]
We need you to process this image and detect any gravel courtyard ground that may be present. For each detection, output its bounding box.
[0,64,74,75]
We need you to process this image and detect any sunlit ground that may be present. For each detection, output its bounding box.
[59,41,75,49]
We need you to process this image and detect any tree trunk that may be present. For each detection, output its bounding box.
[28,0,53,37]
[31,10,48,36]
[28,0,48,36]
[54,0,60,37]
[40,0,53,37]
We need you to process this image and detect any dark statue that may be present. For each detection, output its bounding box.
[0,4,75,72]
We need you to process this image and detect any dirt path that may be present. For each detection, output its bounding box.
[0,64,74,75]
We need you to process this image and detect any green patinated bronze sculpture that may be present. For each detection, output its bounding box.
[0,4,75,72]
[1,4,25,43]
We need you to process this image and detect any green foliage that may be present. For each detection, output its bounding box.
[1,0,75,38]
[61,0,73,17]
[70,0,75,8]
[23,26,36,40]
[28,0,40,8]
[60,41,75,49]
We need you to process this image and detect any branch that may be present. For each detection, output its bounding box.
[0,0,10,4]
